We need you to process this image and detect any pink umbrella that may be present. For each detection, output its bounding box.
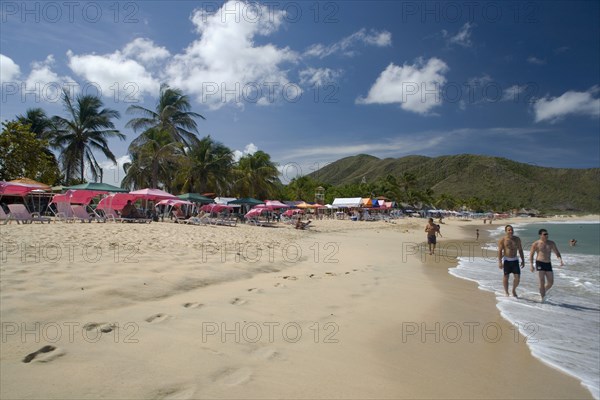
[245,208,267,218]
[51,190,107,205]
[129,188,177,201]
[156,199,193,207]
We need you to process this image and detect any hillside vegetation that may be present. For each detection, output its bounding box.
[307,154,600,212]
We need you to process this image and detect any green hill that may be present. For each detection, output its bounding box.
[308,154,600,212]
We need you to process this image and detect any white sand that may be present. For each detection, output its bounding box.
[0,216,594,399]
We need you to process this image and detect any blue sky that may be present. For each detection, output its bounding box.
[1,0,599,186]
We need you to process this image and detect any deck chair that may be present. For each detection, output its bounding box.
[7,204,51,224]
[54,201,75,222]
[71,205,105,223]
[0,207,10,225]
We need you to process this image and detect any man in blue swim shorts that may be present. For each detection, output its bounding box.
[530,229,564,302]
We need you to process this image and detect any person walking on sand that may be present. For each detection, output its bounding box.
[476,229,480,240]
[530,229,564,302]
[425,218,441,255]
[498,225,525,297]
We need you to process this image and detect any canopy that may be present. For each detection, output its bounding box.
[51,189,107,205]
[156,199,193,207]
[245,208,268,218]
[332,197,362,208]
[96,193,139,211]
[296,201,321,209]
[0,181,47,196]
[200,203,233,213]
[129,188,177,201]
[9,178,51,190]
[177,193,214,203]
[66,182,128,192]
[264,200,290,209]
[283,209,304,217]
[228,197,264,206]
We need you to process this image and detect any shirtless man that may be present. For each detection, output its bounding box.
[425,218,441,255]
[530,229,564,302]
[498,225,525,297]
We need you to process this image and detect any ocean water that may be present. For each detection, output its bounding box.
[450,221,600,399]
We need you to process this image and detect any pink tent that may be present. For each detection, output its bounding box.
[245,208,268,218]
[51,190,107,205]
[264,200,290,209]
[96,193,139,211]
[200,204,233,213]
[283,209,304,217]
[156,199,192,207]
[129,188,177,201]
[0,181,46,196]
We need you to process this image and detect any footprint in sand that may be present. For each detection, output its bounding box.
[182,302,203,309]
[154,385,197,399]
[23,345,64,363]
[251,347,281,360]
[282,275,297,280]
[230,298,247,305]
[273,282,286,288]
[213,367,253,386]
[145,313,171,323]
[83,322,117,333]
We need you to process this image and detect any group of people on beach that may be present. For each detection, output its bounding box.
[498,225,563,302]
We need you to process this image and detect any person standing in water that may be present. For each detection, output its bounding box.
[530,228,564,302]
[498,225,525,297]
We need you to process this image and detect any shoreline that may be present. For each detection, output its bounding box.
[0,216,595,399]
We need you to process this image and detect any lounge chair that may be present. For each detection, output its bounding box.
[71,205,105,223]
[0,207,10,225]
[7,204,51,224]
[53,201,75,222]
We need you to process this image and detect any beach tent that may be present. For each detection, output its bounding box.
[96,193,139,211]
[50,190,106,205]
[8,178,51,191]
[66,182,128,192]
[361,198,373,207]
[264,200,290,209]
[177,193,214,204]
[214,197,237,205]
[0,181,47,196]
[228,197,264,206]
[332,197,362,208]
[129,188,177,201]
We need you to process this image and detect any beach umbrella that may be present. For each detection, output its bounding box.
[96,193,139,211]
[66,182,128,192]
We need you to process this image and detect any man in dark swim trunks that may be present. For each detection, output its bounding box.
[530,229,564,302]
[498,225,525,297]
[425,218,441,255]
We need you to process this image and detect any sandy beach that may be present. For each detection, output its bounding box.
[0,215,594,399]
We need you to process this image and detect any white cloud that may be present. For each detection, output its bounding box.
[304,28,392,58]
[164,1,299,109]
[442,23,475,48]
[233,142,258,161]
[122,38,170,64]
[502,84,527,102]
[25,55,76,101]
[0,54,21,83]
[356,57,449,115]
[533,87,600,123]
[299,67,341,87]
[527,56,546,65]
[67,47,161,100]
[100,155,131,186]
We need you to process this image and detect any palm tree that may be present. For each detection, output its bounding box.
[122,128,185,190]
[234,151,280,199]
[126,83,204,147]
[178,136,234,194]
[52,90,124,183]
[17,108,54,141]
